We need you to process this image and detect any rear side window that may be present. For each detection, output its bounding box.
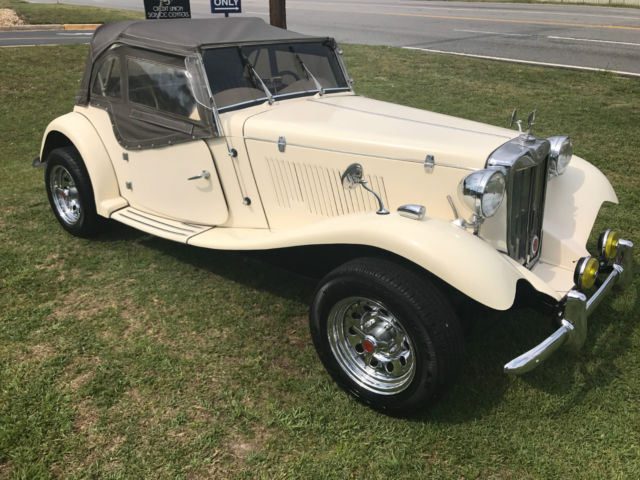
[127,57,200,121]
[92,56,121,98]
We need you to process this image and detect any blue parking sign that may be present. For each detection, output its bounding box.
[210,0,242,14]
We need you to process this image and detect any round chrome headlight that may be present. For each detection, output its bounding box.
[459,169,506,218]
[548,136,572,175]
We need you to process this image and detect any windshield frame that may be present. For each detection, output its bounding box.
[201,40,352,113]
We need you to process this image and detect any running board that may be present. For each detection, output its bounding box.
[111,207,212,243]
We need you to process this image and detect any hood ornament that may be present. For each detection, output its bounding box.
[509,108,536,142]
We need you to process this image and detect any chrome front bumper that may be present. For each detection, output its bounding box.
[504,238,634,375]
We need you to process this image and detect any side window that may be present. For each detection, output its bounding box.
[127,57,200,121]
[92,56,121,98]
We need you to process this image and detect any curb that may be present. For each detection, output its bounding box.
[0,23,99,32]
[64,24,100,31]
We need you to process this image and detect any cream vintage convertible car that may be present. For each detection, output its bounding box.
[35,18,634,412]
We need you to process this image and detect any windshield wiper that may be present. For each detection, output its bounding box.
[289,46,324,96]
[238,47,274,105]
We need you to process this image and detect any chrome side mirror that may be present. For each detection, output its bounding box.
[341,163,389,215]
[341,163,364,190]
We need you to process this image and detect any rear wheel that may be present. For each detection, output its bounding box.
[45,146,99,237]
[310,258,464,413]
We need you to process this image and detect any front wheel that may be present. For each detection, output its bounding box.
[45,146,99,237]
[310,258,464,413]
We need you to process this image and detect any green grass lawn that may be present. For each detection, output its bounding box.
[0,0,143,24]
[1,43,639,479]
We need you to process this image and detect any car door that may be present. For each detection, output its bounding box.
[85,47,228,226]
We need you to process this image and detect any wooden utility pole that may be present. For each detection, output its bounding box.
[269,0,286,29]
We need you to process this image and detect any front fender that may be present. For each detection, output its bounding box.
[40,112,127,217]
[541,155,618,268]
[189,213,556,310]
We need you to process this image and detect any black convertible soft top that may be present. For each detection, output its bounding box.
[76,17,327,105]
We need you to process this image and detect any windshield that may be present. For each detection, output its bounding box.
[202,42,349,112]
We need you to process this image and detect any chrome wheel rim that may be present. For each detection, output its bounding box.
[328,296,416,395]
[50,165,81,225]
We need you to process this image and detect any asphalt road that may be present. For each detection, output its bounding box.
[6,0,640,76]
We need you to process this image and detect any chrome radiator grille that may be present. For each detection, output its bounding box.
[487,137,551,268]
[507,156,549,266]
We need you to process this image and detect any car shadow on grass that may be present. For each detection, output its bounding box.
[415,285,638,424]
[95,220,317,304]
[94,221,638,423]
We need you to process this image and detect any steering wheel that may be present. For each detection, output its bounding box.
[277,70,301,84]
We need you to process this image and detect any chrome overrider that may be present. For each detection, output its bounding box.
[504,238,634,374]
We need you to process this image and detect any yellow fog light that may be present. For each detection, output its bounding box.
[574,256,599,290]
[598,230,620,260]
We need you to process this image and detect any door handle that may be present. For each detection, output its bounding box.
[187,170,211,181]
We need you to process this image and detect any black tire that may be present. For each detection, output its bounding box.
[310,257,464,413]
[44,146,99,237]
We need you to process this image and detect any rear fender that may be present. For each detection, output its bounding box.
[40,112,127,217]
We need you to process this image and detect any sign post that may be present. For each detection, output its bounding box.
[269,0,286,29]
[210,0,242,18]
[143,0,191,20]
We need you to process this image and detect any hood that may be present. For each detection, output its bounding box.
[242,94,518,170]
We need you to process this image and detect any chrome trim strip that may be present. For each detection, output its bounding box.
[125,210,200,233]
[504,239,634,375]
[333,44,354,93]
[243,136,476,171]
[217,90,352,114]
[118,213,190,237]
[308,99,514,140]
[218,97,269,113]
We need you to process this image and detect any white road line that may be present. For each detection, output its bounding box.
[455,29,531,37]
[57,32,94,36]
[285,1,640,22]
[422,8,637,22]
[547,35,640,48]
[402,46,640,78]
